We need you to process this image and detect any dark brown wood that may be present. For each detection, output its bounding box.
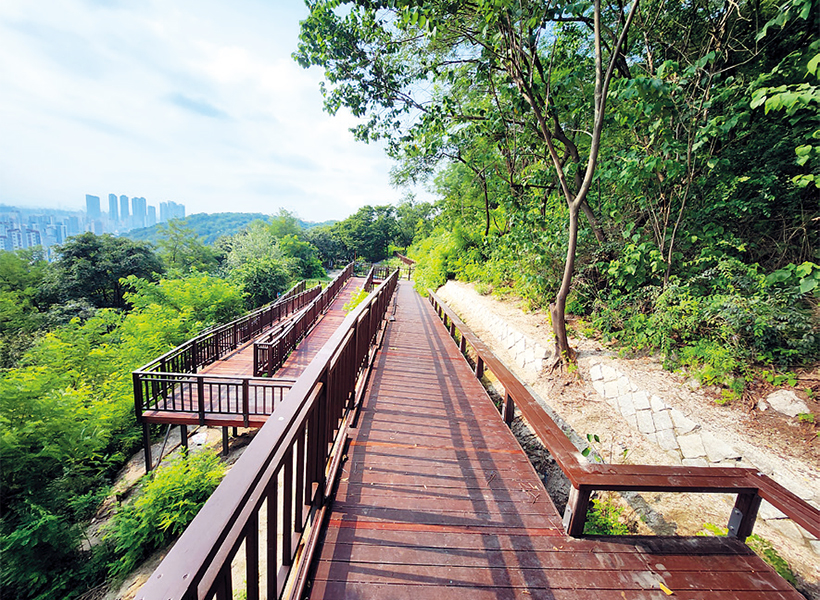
[266,473,278,599]
[136,268,399,600]
[730,492,762,541]
[564,485,592,537]
[245,512,259,600]
[304,282,804,599]
[142,422,152,472]
[426,289,820,543]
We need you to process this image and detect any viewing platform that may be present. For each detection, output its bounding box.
[133,266,362,469]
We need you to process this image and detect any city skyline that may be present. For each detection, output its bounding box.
[0,1,431,223]
[0,195,187,253]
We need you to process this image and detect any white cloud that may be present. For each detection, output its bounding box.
[0,0,421,222]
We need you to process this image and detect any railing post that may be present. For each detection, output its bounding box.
[504,392,515,426]
[245,512,260,600]
[142,422,153,472]
[476,357,484,379]
[728,492,762,542]
[197,376,206,425]
[563,485,591,537]
[133,372,144,421]
[242,379,250,427]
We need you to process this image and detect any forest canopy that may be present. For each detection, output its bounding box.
[296,0,819,379]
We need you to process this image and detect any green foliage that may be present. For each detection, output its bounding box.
[583,497,630,536]
[592,258,819,397]
[581,434,602,463]
[155,219,221,274]
[105,451,225,579]
[797,412,815,423]
[126,212,336,246]
[766,261,820,296]
[40,233,164,309]
[278,234,325,279]
[0,249,47,367]
[343,287,370,312]
[0,268,245,599]
[333,205,399,263]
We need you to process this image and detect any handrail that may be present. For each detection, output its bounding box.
[252,265,354,377]
[363,264,375,292]
[427,289,820,542]
[394,251,415,265]
[354,261,391,281]
[135,279,310,377]
[137,269,399,600]
[134,268,354,422]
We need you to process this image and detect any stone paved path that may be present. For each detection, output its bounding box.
[436,281,820,561]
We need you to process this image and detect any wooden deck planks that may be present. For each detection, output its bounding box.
[308,281,803,599]
[140,277,363,424]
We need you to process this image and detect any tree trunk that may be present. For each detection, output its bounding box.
[550,202,580,365]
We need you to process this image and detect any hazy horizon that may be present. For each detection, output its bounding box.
[0,0,429,222]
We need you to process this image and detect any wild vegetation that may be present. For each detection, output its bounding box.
[0,200,431,599]
[296,0,819,395]
[0,207,423,600]
[2,0,818,596]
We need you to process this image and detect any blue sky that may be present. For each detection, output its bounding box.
[0,0,421,222]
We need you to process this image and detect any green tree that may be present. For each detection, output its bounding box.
[40,233,163,310]
[303,225,345,267]
[156,219,220,274]
[296,0,639,362]
[0,271,245,600]
[332,205,399,262]
[0,250,47,367]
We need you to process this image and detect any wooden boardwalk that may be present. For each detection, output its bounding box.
[139,277,362,428]
[307,281,801,599]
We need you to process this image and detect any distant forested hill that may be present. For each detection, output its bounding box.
[124,212,337,245]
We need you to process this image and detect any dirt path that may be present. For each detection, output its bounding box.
[436,280,820,598]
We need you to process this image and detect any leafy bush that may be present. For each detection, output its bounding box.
[343,287,370,312]
[594,258,819,397]
[583,497,630,535]
[105,450,225,579]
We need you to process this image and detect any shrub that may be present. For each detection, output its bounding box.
[105,450,225,579]
[583,497,630,535]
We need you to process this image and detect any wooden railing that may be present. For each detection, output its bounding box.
[133,286,318,423]
[253,265,354,377]
[137,269,399,600]
[354,261,391,280]
[135,279,307,383]
[428,290,820,542]
[394,251,415,265]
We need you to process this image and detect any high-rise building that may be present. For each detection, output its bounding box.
[25,229,42,247]
[159,201,186,222]
[9,229,24,250]
[67,216,80,236]
[131,196,147,228]
[108,193,119,222]
[120,195,130,222]
[147,205,157,227]
[86,194,101,220]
